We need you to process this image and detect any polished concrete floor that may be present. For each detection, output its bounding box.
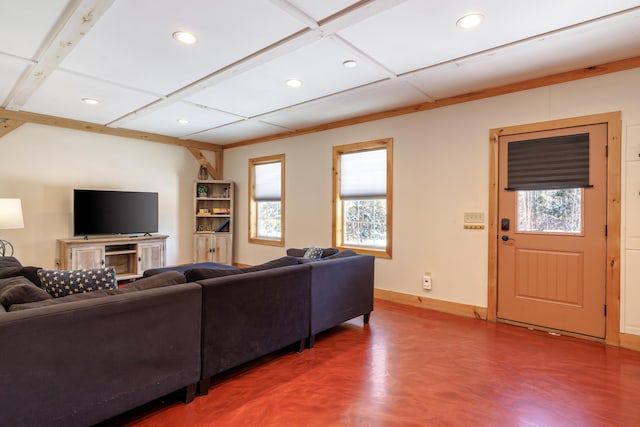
[104,299,640,426]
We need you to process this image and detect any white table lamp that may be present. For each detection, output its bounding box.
[0,198,24,256]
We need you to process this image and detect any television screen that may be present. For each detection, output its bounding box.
[74,189,158,236]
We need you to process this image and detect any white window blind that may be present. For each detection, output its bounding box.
[255,162,281,201]
[340,149,386,199]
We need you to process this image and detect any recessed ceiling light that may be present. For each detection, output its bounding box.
[342,60,358,68]
[456,13,484,29]
[286,78,303,88]
[81,98,99,105]
[172,30,197,44]
[177,118,190,125]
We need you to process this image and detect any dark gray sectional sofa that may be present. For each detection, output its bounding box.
[0,250,374,424]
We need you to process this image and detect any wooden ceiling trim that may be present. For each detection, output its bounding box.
[0,107,222,151]
[0,119,25,138]
[222,55,640,150]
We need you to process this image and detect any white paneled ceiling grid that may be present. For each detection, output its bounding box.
[1,0,639,145]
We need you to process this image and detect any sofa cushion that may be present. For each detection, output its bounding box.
[37,267,117,298]
[0,276,52,310]
[185,266,242,281]
[9,271,186,312]
[185,256,299,281]
[118,271,186,293]
[0,256,24,279]
[303,246,323,260]
[323,249,357,259]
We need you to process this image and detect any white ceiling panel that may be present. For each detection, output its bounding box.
[0,0,71,59]
[260,79,431,129]
[185,37,391,117]
[338,0,640,75]
[286,0,360,21]
[1,0,639,145]
[60,0,306,95]
[122,101,243,137]
[189,119,291,144]
[409,9,640,99]
[0,55,32,105]
[22,70,159,124]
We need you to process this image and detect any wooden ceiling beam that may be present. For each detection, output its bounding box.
[187,147,222,180]
[0,107,222,151]
[4,0,116,110]
[0,119,25,138]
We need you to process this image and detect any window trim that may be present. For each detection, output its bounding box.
[332,138,393,258]
[249,154,285,246]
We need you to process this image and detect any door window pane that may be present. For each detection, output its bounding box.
[517,188,582,233]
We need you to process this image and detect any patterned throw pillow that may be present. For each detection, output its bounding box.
[37,267,117,298]
[302,246,323,260]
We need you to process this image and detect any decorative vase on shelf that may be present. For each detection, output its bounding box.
[198,163,209,180]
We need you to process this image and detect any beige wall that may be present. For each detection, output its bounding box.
[1,68,639,335]
[223,68,640,335]
[0,124,200,268]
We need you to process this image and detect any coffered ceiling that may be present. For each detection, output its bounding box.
[1,0,639,147]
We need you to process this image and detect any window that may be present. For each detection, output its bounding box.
[333,138,393,258]
[249,155,285,246]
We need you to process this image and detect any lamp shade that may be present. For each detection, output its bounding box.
[0,199,24,229]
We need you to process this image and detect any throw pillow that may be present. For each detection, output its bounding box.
[0,276,52,310]
[303,246,323,260]
[37,267,118,298]
[0,256,24,279]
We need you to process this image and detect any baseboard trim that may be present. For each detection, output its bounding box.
[375,289,639,352]
[374,288,487,320]
[620,333,640,352]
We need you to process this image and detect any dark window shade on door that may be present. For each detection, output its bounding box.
[507,133,591,190]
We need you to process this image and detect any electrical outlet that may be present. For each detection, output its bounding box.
[423,272,432,290]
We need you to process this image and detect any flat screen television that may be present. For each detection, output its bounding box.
[73,189,158,237]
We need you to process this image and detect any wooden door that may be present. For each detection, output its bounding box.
[497,124,607,338]
[213,234,232,265]
[138,241,165,273]
[193,234,213,263]
[70,246,104,270]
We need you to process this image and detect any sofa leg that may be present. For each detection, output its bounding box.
[197,378,211,396]
[183,383,197,404]
[307,334,316,349]
[297,338,305,353]
[363,312,371,324]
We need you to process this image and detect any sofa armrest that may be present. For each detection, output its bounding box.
[0,283,202,426]
[308,254,375,340]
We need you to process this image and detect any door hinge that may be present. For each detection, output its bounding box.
[604,304,607,317]
[605,225,608,236]
[605,145,609,157]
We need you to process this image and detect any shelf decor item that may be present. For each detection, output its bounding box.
[197,184,208,198]
[198,159,209,180]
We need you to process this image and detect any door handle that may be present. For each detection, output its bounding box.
[501,235,515,241]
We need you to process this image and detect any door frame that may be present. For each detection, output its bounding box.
[488,112,621,346]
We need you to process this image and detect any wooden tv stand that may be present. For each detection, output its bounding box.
[57,235,168,281]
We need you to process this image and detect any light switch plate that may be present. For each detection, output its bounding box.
[464,212,484,223]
